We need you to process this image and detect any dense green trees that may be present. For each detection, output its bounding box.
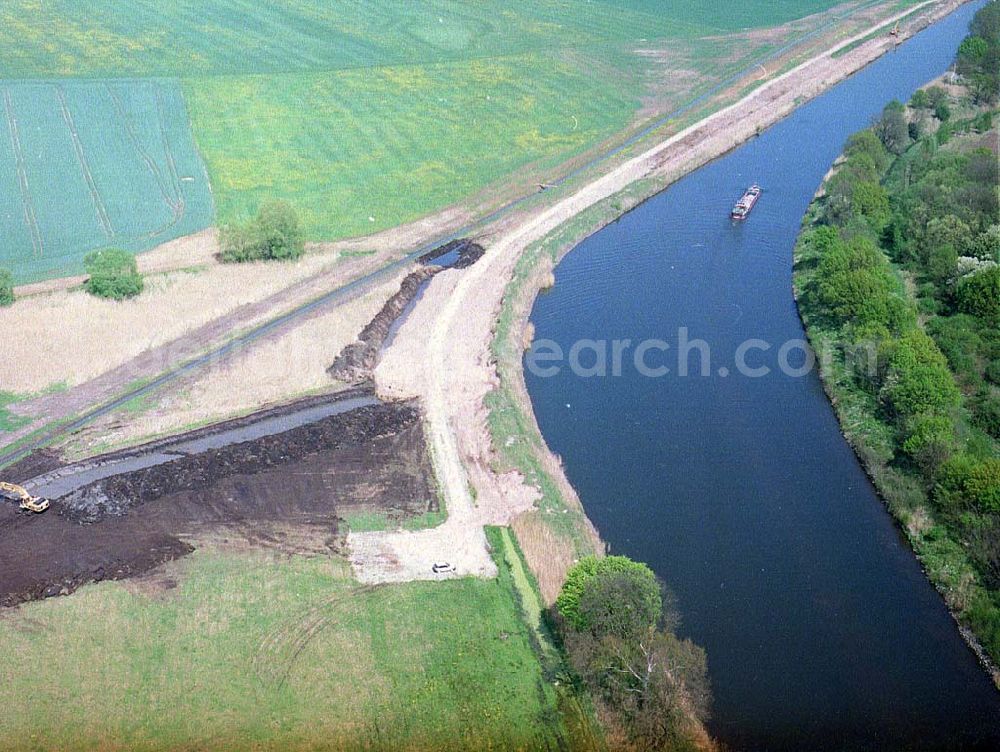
[958,0,1000,104]
[809,229,912,336]
[220,200,305,263]
[83,248,144,300]
[846,129,891,173]
[881,330,962,419]
[936,456,1000,513]
[556,556,710,750]
[0,268,13,306]
[797,2,1000,662]
[851,181,891,230]
[556,555,660,630]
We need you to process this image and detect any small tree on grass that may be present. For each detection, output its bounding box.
[83,248,143,300]
[0,268,14,306]
[910,88,930,109]
[221,200,305,263]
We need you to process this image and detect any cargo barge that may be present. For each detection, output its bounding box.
[731,184,761,220]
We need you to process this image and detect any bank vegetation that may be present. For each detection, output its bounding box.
[794,0,1000,676]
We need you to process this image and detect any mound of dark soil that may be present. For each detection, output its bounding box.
[0,400,433,608]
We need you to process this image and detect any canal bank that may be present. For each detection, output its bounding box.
[515,0,1000,749]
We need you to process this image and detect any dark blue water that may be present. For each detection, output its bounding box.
[525,3,1000,750]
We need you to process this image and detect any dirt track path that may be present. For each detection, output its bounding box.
[365,0,958,584]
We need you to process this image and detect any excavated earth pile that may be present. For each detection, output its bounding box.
[329,267,440,384]
[0,400,434,608]
[329,239,486,384]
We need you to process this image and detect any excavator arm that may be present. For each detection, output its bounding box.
[0,481,50,513]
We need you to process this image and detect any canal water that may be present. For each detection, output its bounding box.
[524,2,1000,749]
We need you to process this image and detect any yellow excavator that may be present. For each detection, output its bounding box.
[0,481,49,513]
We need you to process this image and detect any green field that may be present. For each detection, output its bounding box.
[0,1,710,77]
[0,532,586,751]
[0,80,213,283]
[184,53,643,239]
[0,0,851,276]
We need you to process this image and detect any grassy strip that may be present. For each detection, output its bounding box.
[493,526,559,664]
[341,507,446,533]
[0,392,30,433]
[487,525,607,751]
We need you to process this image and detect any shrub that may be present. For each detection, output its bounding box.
[902,412,956,478]
[256,200,304,260]
[221,200,304,263]
[845,129,890,173]
[969,390,1000,440]
[881,330,961,420]
[965,225,1000,262]
[958,35,990,69]
[556,555,658,630]
[910,88,930,109]
[926,244,958,285]
[927,315,983,383]
[967,459,1000,512]
[923,215,973,264]
[0,268,13,306]
[576,568,662,639]
[935,454,978,511]
[986,359,1000,385]
[851,181,890,231]
[966,593,1000,662]
[925,86,948,110]
[956,266,1000,325]
[935,455,1000,512]
[83,248,143,300]
[966,516,1000,589]
[873,100,909,155]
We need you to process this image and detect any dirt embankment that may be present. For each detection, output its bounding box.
[0,400,433,608]
[419,238,486,268]
[329,240,486,384]
[329,267,440,384]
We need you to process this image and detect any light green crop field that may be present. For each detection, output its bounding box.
[184,54,642,239]
[0,0,851,265]
[0,534,585,751]
[0,80,214,283]
[0,1,710,77]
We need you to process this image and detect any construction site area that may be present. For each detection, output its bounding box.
[0,1,972,749]
[0,395,437,608]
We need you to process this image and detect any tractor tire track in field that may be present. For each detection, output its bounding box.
[3,88,44,257]
[56,85,115,240]
[155,86,187,217]
[252,584,378,691]
[106,83,183,215]
[105,82,188,242]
